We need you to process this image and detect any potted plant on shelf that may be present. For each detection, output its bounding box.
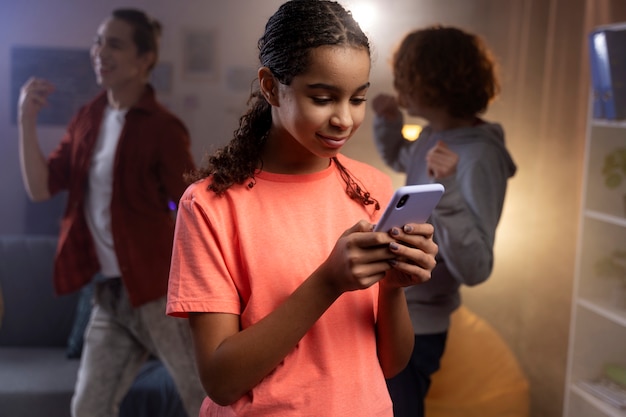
[594,249,626,309]
[602,147,626,216]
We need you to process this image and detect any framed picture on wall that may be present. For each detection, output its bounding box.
[10,46,100,126]
[182,28,217,82]
[225,66,257,93]
[151,61,173,94]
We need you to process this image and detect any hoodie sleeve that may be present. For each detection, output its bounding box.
[373,114,414,173]
[431,139,511,286]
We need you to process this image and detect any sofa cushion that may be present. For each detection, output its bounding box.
[120,360,187,417]
[0,347,79,416]
[0,235,79,347]
[0,284,4,327]
[0,347,187,417]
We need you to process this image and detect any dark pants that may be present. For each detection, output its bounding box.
[386,332,448,417]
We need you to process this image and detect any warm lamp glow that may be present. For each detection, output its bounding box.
[402,124,422,141]
[346,2,377,32]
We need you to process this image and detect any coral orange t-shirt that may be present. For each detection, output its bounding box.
[167,155,394,417]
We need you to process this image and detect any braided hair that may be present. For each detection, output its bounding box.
[189,0,379,210]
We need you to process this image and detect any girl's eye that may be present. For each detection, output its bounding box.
[312,97,332,104]
[311,97,367,105]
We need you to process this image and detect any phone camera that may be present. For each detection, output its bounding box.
[396,194,409,208]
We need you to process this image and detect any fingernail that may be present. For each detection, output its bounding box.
[389,242,399,251]
[403,225,413,233]
[391,228,400,236]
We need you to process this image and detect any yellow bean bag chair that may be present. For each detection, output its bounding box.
[425,306,530,417]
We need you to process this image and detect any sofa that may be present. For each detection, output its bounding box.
[0,234,188,417]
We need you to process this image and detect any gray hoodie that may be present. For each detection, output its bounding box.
[373,115,517,334]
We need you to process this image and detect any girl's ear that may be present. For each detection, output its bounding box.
[258,67,279,106]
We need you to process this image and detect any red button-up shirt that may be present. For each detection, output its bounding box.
[47,86,196,307]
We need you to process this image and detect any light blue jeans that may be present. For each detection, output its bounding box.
[71,278,204,417]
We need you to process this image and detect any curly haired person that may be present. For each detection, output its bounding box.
[372,25,517,417]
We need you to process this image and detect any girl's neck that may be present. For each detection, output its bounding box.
[260,152,332,175]
[260,130,332,175]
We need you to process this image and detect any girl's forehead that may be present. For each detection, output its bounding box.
[290,46,370,93]
[305,46,370,73]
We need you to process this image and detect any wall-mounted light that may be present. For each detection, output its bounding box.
[402,124,422,141]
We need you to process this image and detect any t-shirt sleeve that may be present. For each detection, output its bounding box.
[166,182,241,318]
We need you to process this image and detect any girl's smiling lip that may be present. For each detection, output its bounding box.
[318,134,349,149]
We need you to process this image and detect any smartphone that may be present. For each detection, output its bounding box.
[374,183,445,232]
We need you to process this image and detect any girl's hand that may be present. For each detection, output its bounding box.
[426,140,459,179]
[18,77,55,123]
[317,220,396,294]
[382,222,438,288]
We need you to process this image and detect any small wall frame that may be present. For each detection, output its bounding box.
[181,28,218,82]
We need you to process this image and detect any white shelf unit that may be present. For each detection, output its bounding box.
[563,94,626,416]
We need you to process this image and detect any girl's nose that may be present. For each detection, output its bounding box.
[330,105,353,130]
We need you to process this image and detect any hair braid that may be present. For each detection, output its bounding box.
[332,157,380,210]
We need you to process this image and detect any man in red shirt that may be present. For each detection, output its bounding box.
[17,8,203,417]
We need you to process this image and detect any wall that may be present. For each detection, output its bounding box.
[1,1,623,416]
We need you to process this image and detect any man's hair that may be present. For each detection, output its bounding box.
[112,8,161,71]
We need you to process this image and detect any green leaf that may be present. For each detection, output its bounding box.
[605,173,622,188]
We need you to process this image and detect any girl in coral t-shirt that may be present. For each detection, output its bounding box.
[166,1,438,416]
